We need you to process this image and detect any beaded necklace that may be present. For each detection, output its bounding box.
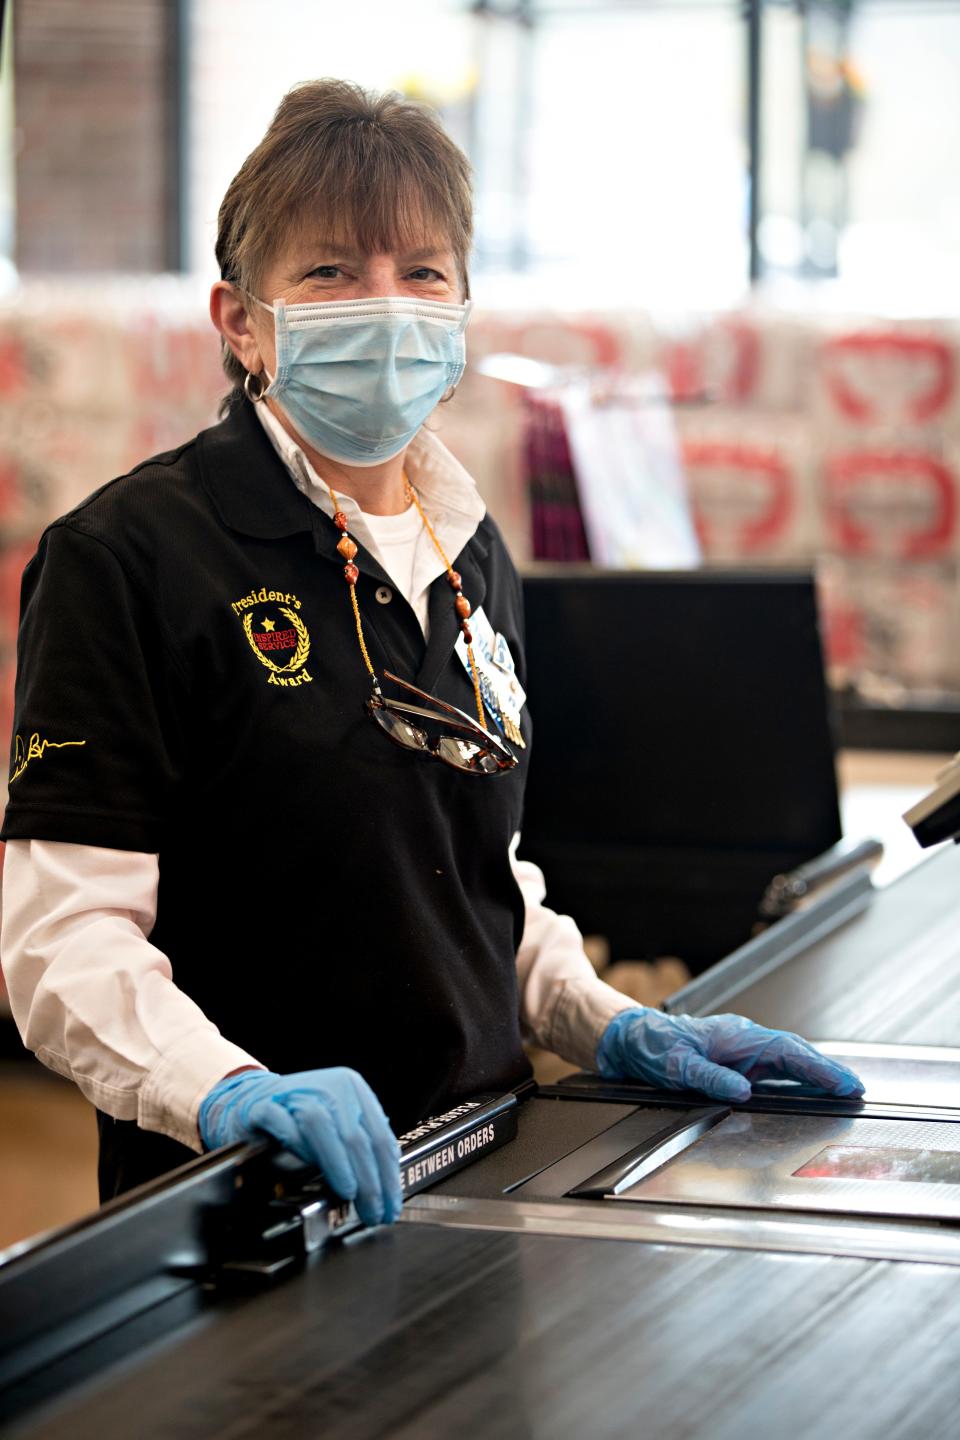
[329,475,489,733]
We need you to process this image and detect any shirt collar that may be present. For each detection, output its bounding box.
[197,397,317,539]
[252,399,486,573]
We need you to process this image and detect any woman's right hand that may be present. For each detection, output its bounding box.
[198,1066,403,1226]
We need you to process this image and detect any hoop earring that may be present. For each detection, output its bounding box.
[244,370,268,404]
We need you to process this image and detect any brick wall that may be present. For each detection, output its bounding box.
[14,0,179,272]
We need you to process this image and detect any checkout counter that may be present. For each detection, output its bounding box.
[4,840,960,1439]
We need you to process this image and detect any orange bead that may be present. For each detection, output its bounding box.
[455,595,472,619]
[337,536,358,561]
[461,623,473,644]
[334,511,349,532]
[343,563,359,584]
[447,570,462,590]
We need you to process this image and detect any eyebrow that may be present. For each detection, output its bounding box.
[397,246,452,264]
[291,243,452,267]
[290,243,362,265]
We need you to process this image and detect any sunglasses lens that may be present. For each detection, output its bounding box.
[436,736,504,774]
[367,690,515,775]
[370,705,428,752]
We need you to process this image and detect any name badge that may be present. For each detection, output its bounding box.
[455,606,526,748]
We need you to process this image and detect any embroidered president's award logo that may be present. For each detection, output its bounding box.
[232,587,313,688]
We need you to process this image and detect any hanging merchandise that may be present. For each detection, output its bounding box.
[521,392,591,563]
[558,374,701,570]
[489,353,700,568]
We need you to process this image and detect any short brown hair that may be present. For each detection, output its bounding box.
[215,79,473,390]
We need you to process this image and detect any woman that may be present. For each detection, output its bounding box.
[0,81,861,1226]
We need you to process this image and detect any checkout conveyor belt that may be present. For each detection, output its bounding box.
[664,841,960,1042]
[6,846,960,1438]
[10,1199,960,1440]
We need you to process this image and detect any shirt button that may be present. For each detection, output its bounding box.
[375,586,393,605]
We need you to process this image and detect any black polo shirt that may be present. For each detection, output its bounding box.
[3,397,533,1194]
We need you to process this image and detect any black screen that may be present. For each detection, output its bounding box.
[519,569,842,967]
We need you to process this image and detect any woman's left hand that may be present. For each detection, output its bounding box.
[597,1008,865,1103]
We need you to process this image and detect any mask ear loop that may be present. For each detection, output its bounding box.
[241,292,280,404]
[441,304,471,403]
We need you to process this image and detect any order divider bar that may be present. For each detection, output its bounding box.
[568,1107,730,1199]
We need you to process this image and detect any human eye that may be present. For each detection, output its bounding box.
[406,266,445,282]
[306,264,343,280]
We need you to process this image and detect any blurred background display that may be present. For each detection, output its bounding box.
[5,1,960,298]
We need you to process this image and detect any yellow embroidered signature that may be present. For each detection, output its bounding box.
[9,733,87,785]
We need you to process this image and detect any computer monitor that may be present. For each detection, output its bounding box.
[519,569,843,969]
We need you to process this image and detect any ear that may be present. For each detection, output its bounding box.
[210,282,264,374]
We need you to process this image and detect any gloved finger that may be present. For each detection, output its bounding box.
[355,1090,403,1219]
[678,1053,752,1104]
[362,1120,402,1223]
[245,1095,316,1163]
[747,1035,864,1095]
[341,1119,390,1228]
[293,1100,360,1201]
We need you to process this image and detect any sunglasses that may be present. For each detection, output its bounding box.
[366,671,518,776]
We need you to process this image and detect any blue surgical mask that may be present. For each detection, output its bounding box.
[255,295,471,467]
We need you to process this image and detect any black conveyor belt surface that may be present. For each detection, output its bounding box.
[9,1221,960,1440]
[714,845,960,1042]
[431,1097,636,1197]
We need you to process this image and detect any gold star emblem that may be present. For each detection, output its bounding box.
[261,616,276,632]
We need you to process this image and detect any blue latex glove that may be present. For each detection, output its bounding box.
[198,1067,403,1226]
[597,1009,865,1104]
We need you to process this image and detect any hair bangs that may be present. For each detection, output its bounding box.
[296,133,469,267]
